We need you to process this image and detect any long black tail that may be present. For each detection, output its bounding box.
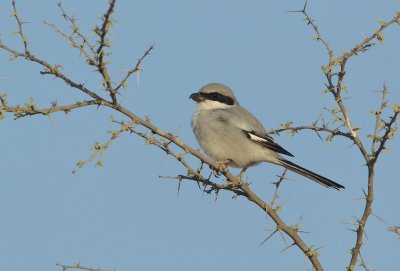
[279,159,345,190]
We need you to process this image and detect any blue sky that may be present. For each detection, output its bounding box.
[1,1,399,270]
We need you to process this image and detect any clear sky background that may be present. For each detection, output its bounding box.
[1,1,399,270]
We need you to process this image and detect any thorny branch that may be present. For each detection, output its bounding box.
[0,42,102,100]
[388,225,400,238]
[72,120,131,173]
[370,85,399,162]
[0,2,330,269]
[57,2,98,57]
[95,0,117,104]
[115,44,155,92]
[272,117,352,142]
[0,97,104,119]
[56,263,107,271]
[293,3,400,271]
[11,0,29,54]
[43,20,95,65]
[269,169,288,208]
[288,1,334,62]
[1,1,399,271]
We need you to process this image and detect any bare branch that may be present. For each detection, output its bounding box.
[73,121,130,173]
[338,13,400,74]
[288,1,334,63]
[272,124,352,140]
[0,2,326,269]
[96,0,116,57]
[2,2,399,271]
[56,263,106,271]
[388,225,400,238]
[56,2,97,57]
[293,4,400,270]
[0,98,104,119]
[11,0,29,54]
[373,111,399,162]
[43,21,96,66]
[115,44,155,92]
[95,0,117,104]
[358,251,373,271]
[0,43,103,101]
[269,169,288,208]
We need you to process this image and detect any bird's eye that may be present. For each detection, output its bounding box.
[211,93,219,99]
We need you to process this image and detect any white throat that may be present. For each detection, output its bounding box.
[197,100,234,111]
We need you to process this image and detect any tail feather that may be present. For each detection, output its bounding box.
[279,159,345,190]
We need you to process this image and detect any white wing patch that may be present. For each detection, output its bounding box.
[248,132,269,143]
[244,130,294,157]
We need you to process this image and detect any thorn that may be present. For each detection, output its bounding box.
[278,230,289,246]
[260,228,279,246]
[303,0,308,10]
[361,188,367,197]
[287,0,307,13]
[371,212,387,224]
[280,242,296,253]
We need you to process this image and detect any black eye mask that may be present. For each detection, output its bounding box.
[200,92,235,105]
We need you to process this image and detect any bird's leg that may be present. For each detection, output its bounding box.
[237,166,248,180]
[211,159,231,177]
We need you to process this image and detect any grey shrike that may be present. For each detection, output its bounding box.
[190,83,344,190]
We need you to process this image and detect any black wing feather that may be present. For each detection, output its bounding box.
[243,130,294,157]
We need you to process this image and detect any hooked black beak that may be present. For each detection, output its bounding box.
[189,92,203,102]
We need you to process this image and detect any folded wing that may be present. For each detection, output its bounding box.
[243,130,294,157]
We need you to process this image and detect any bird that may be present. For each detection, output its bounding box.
[189,83,344,190]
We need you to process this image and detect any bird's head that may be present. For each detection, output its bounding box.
[189,83,238,110]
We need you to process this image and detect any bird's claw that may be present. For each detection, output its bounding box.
[211,159,231,177]
[237,166,249,181]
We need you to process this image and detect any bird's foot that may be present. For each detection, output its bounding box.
[211,159,231,177]
[236,167,248,181]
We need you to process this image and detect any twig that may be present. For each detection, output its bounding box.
[0,43,102,101]
[269,169,288,208]
[272,124,352,140]
[56,263,105,271]
[293,4,400,271]
[95,0,117,104]
[373,111,399,162]
[115,44,155,91]
[388,225,400,238]
[288,1,334,63]
[73,122,129,173]
[11,0,29,54]
[4,2,399,271]
[43,21,96,66]
[0,99,104,120]
[57,2,97,56]
[0,2,326,269]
